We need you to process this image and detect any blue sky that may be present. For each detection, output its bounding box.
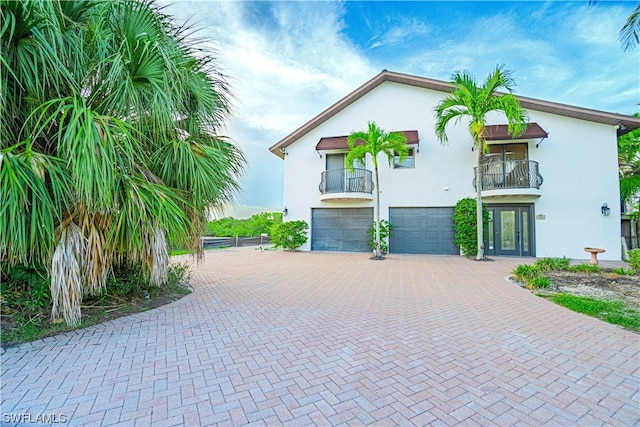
[158,0,639,218]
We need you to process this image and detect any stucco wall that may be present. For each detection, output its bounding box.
[281,81,622,260]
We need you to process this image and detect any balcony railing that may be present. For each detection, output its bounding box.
[319,168,374,195]
[473,160,543,191]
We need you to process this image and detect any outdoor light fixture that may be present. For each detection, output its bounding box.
[601,203,610,216]
[283,207,288,216]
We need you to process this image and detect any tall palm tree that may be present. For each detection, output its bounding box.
[434,66,528,260]
[346,121,408,260]
[0,0,245,325]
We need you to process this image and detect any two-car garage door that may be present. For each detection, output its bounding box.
[311,207,457,254]
[389,207,457,254]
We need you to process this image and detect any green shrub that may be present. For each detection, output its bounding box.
[627,249,640,270]
[613,267,636,276]
[529,276,552,289]
[0,264,51,313]
[270,220,309,251]
[535,257,570,272]
[107,263,149,298]
[106,262,191,299]
[512,264,540,282]
[569,264,601,273]
[453,198,489,257]
[512,263,553,289]
[369,220,391,254]
[167,263,191,287]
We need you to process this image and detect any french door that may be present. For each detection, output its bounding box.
[486,205,534,256]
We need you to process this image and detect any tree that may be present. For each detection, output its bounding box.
[0,0,245,325]
[434,66,528,260]
[346,121,408,259]
[618,114,640,211]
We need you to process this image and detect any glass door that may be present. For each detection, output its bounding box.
[487,205,533,256]
[325,154,345,192]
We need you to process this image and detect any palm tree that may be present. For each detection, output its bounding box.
[1,0,245,325]
[346,121,408,260]
[434,66,528,260]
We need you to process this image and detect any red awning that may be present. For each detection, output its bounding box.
[316,130,419,150]
[484,123,548,141]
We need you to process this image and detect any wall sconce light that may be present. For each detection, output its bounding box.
[601,203,610,216]
[283,207,288,216]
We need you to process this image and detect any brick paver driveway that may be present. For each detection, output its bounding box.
[2,249,639,426]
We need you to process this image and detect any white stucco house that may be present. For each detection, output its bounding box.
[269,71,640,260]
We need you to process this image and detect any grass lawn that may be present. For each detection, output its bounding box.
[539,293,640,332]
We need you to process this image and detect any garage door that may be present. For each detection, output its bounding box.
[389,207,457,254]
[311,208,373,252]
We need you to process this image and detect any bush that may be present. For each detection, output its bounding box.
[369,220,391,254]
[535,257,570,272]
[627,249,640,270]
[105,262,191,300]
[512,264,553,289]
[512,264,540,282]
[107,263,150,298]
[453,198,489,257]
[569,264,601,274]
[613,267,636,276]
[270,220,309,251]
[0,264,51,313]
[529,276,552,289]
[167,263,191,287]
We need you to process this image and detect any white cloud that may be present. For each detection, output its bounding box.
[369,17,431,49]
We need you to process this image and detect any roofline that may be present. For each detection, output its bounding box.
[269,70,640,159]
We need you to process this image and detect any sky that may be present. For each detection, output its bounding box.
[157,0,639,218]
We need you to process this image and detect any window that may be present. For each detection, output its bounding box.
[394,148,415,169]
[483,143,528,163]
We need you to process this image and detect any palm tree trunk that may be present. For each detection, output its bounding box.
[475,144,485,260]
[374,166,383,259]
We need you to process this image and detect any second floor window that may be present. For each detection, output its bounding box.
[394,148,415,169]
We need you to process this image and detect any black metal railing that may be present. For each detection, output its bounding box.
[319,168,374,194]
[473,160,543,190]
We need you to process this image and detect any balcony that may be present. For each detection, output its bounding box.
[319,168,374,202]
[473,160,543,199]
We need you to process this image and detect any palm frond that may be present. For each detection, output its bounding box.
[110,174,191,266]
[621,175,640,204]
[489,93,529,137]
[619,4,640,51]
[76,208,111,296]
[0,141,72,267]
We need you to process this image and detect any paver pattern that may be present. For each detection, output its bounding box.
[1,249,639,426]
